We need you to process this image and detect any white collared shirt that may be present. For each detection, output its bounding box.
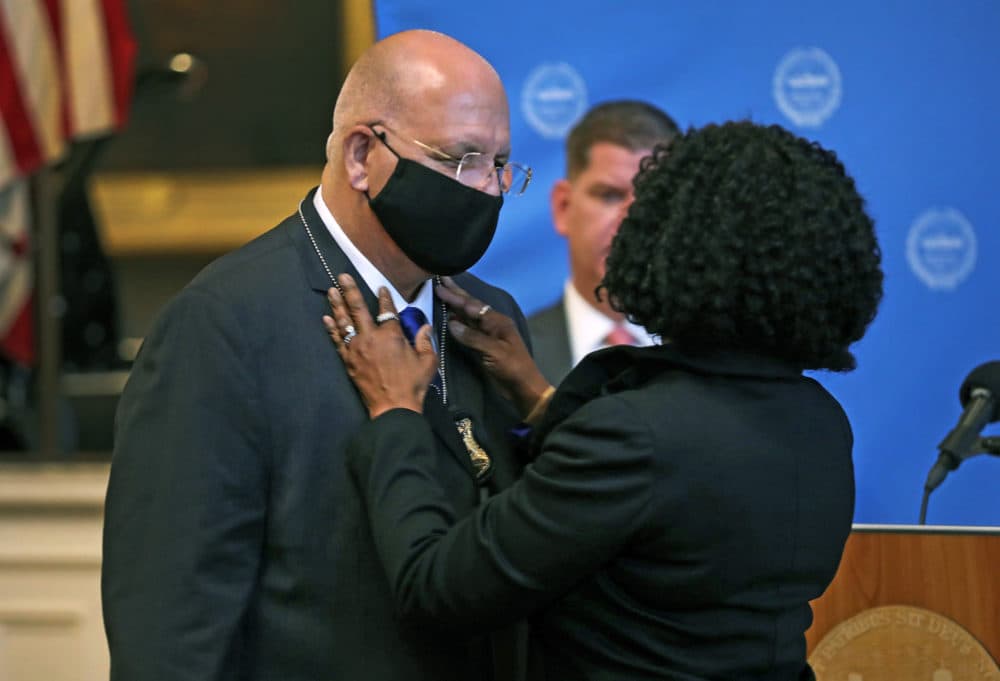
[563,280,658,367]
[312,187,435,331]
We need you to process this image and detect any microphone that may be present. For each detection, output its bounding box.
[920,361,1000,523]
[979,436,1000,455]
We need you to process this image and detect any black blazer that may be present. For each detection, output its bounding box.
[526,299,573,386]
[349,344,855,680]
[102,188,529,681]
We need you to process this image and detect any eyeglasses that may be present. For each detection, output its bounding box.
[369,124,532,196]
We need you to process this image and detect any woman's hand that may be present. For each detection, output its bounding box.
[437,277,553,421]
[323,274,437,419]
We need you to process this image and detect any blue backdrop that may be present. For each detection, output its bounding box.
[373,1,1000,526]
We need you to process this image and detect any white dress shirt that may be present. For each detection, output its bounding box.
[312,188,435,333]
[562,280,658,367]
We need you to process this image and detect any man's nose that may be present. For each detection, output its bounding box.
[474,170,502,196]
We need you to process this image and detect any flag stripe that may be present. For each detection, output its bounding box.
[0,175,27,241]
[99,0,136,128]
[0,293,34,365]
[63,0,115,138]
[0,265,30,347]
[0,13,44,184]
[42,0,74,145]
[0,0,65,170]
[0,111,18,189]
[0,179,32,365]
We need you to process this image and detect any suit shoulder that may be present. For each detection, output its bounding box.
[185,216,301,303]
[527,299,565,332]
[146,214,308,339]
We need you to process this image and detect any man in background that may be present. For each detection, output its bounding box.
[529,100,679,384]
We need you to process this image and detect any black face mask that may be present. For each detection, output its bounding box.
[367,136,503,276]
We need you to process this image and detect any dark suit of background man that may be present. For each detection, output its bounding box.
[102,29,533,681]
[528,101,679,385]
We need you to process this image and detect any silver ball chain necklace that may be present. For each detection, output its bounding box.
[297,200,450,405]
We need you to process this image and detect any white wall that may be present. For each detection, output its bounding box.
[0,464,109,681]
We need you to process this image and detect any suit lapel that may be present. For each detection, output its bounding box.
[293,187,378,311]
[296,190,478,482]
[436,295,486,420]
[431,295,485,481]
[422,397,478,480]
[549,301,573,375]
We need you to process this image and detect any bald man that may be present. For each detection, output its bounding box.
[102,30,532,681]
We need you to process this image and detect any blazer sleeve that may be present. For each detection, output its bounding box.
[347,394,654,631]
[102,286,268,681]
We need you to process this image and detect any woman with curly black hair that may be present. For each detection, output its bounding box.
[604,120,881,372]
[324,120,883,680]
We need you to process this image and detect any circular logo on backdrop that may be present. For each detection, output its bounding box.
[906,207,977,290]
[809,605,999,679]
[773,47,842,128]
[521,62,588,139]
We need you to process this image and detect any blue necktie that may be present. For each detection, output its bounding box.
[399,307,442,393]
[398,306,428,346]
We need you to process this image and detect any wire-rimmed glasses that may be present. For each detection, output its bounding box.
[370,124,532,196]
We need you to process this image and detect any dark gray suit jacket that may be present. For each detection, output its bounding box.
[526,299,572,386]
[349,344,853,680]
[102,188,529,681]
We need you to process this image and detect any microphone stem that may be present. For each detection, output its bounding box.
[919,487,931,525]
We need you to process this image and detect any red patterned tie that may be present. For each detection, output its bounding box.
[604,324,637,347]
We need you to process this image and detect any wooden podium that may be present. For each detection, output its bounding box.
[806,524,1000,678]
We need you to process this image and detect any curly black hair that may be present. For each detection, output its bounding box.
[601,121,883,371]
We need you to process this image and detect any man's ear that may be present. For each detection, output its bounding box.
[325,132,336,161]
[342,127,374,192]
[551,179,573,237]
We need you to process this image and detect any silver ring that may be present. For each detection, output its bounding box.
[343,324,356,336]
[342,330,357,345]
[375,312,399,324]
[477,304,491,318]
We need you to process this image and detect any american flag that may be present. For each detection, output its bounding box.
[0,0,135,366]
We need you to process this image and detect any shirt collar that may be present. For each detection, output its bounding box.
[563,280,658,365]
[312,187,434,323]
